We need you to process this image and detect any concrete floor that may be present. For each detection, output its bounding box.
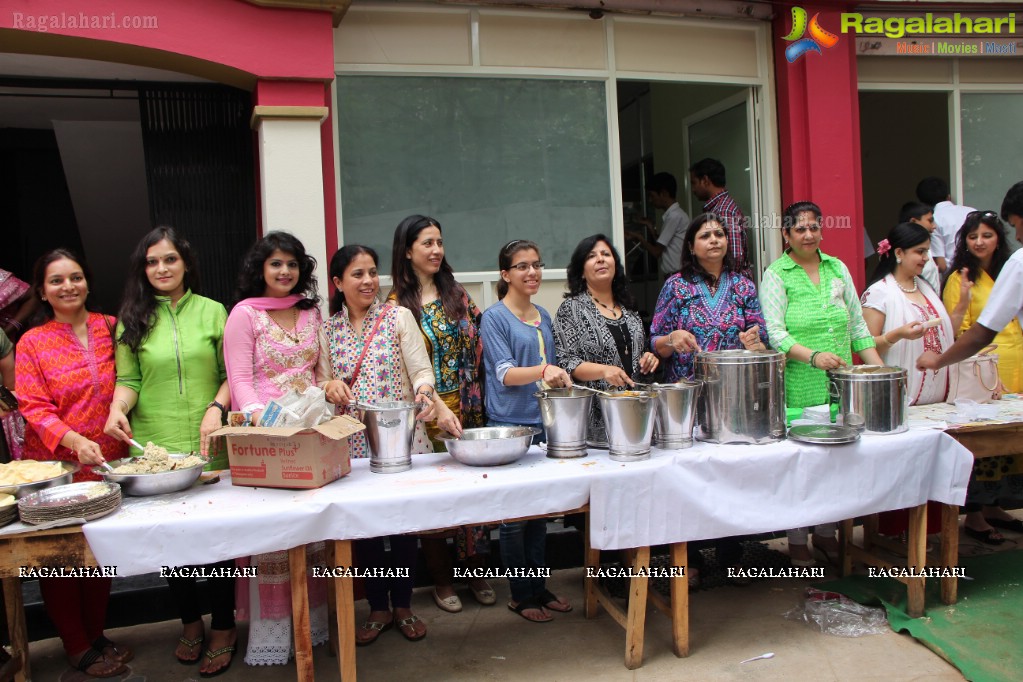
[24,554,971,682]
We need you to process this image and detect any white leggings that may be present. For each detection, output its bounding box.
[787,523,837,545]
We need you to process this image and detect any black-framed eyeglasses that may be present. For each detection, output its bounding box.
[508,261,545,272]
[967,210,998,220]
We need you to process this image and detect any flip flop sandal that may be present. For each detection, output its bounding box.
[507,599,553,623]
[537,589,573,613]
[355,619,393,647]
[175,633,203,666]
[92,636,134,665]
[394,613,427,641]
[199,645,236,679]
[70,648,126,679]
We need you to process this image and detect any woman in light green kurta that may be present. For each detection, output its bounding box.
[759,201,883,567]
[103,227,236,674]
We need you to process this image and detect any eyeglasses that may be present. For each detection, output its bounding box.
[508,261,545,273]
[967,210,998,220]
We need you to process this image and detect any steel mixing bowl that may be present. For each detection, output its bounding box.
[437,426,541,466]
[0,461,80,499]
[97,455,205,496]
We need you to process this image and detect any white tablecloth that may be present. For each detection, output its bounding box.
[81,426,972,575]
[82,448,610,576]
[588,428,973,550]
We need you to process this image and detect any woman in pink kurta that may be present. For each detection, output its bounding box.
[15,249,132,678]
[223,232,330,667]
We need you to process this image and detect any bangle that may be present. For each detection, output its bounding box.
[416,387,434,400]
[541,363,550,381]
[809,351,820,368]
[116,399,129,413]
[71,435,81,454]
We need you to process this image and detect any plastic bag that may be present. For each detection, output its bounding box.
[261,387,333,427]
[783,588,889,637]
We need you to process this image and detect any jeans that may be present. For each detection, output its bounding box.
[490,421,548,603]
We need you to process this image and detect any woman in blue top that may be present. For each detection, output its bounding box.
[480,239,571,624]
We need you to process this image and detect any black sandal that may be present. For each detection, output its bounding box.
[507,599,553,623]
[964,526,1005,545]
[70,648,125,678]
[537,589,573,613]
[985,517,1023,533]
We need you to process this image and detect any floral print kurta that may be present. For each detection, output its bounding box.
[323,302,434,458]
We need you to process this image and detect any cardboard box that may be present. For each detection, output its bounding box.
[212,415,364,489]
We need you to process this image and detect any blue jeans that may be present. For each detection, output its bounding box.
[490,421,547,603]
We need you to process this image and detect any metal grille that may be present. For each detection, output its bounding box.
[138,85,256,306]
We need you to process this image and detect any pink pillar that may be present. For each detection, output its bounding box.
[773,3,865,289]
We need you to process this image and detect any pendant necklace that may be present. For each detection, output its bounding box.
[590,291,621,319]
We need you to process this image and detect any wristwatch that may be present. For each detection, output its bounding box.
[207,400,227,416]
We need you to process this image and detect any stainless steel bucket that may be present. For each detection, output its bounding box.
[650,381,702,449]
[828,366,908,435]
[598,391,655,461]
[534,388,592,458]
[695,350,786,444]
[358,401,416,473]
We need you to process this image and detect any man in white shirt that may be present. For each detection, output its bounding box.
[916,177,975,274]
[899,201,941,293]
[918,181,1023,369]
[626,172,691,275]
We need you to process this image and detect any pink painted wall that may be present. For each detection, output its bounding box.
[2,0,335,82]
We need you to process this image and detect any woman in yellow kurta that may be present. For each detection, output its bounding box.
[942,210,1023,544]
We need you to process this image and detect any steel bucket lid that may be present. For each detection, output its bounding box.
[694,349,784,364]
[827,365,907,381]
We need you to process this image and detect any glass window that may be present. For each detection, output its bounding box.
[336,76,613,272]
[961,93,1023,221]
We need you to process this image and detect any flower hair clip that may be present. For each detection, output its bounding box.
[876,239,892,256]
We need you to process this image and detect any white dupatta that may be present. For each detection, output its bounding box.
[861,275,955,405]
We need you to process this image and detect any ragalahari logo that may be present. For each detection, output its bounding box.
[783,7,840,62]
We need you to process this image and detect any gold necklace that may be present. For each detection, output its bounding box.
[270,308,300,343]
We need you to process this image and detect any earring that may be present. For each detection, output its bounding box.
[896,258,902,264]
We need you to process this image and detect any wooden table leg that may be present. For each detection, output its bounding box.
[669,542,689,658]
[584,512,599,619]
[905,503,927,618]
[838,519,854,577]
[289,545,314,682]
[2,577,28,682]
[940,502,960,605]
[334,540,357,682]
[624,546,649,670]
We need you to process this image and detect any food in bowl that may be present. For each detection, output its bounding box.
[115,445,205,474]
[0,460,66,485]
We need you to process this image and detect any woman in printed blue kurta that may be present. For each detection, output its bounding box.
[650,212,767,381]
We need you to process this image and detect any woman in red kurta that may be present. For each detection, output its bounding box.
[15,249,131,678]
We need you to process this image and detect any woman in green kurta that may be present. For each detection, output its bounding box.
[760,201,883,567]
[103,227,236,675]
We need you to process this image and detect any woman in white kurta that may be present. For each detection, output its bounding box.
[861,223,954,405]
